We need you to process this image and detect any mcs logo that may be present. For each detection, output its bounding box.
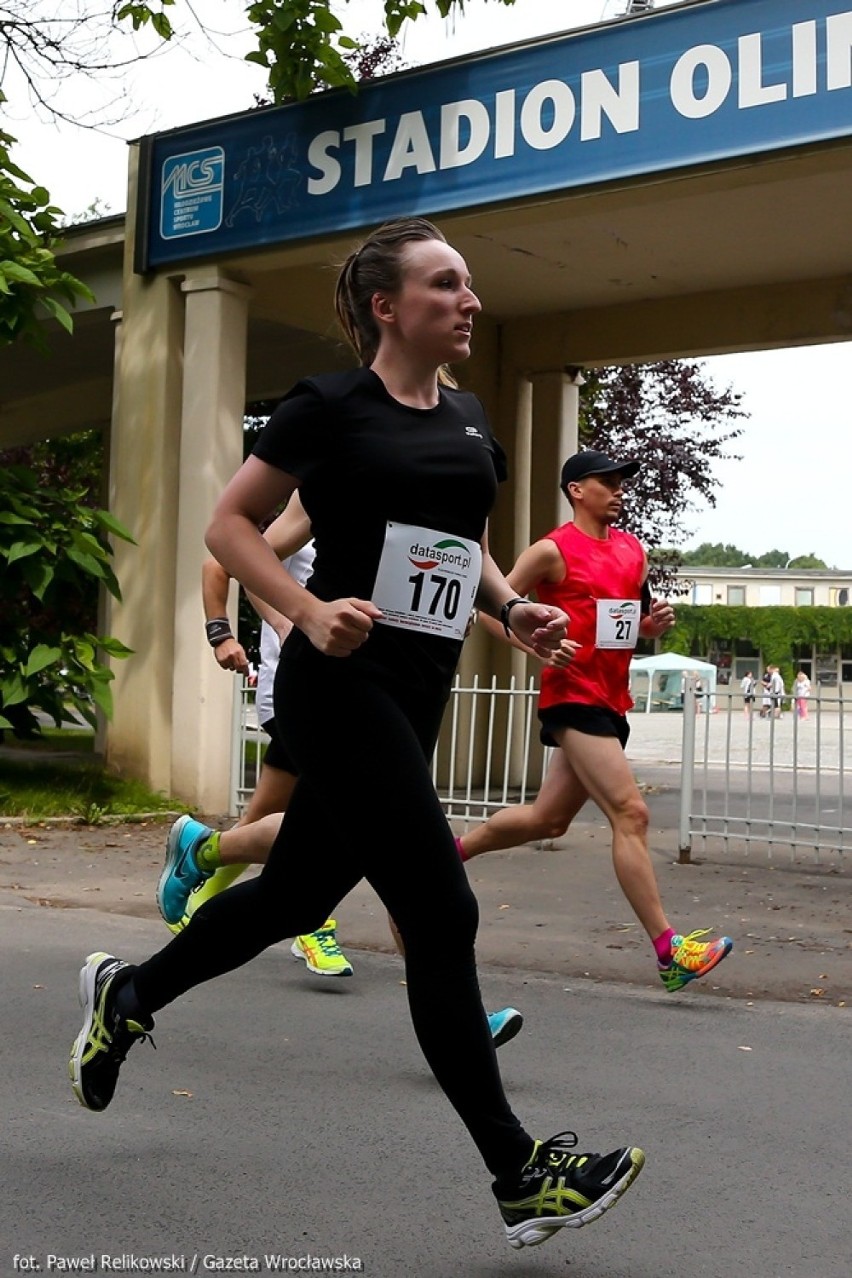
[160,146,225,240]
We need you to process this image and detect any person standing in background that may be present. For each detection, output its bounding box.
[793,669,811,719]
[740,670,756,717]
[769,665,785,718]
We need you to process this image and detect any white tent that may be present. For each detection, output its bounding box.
[629,651,717,714]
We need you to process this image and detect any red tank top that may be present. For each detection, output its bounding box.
[535,522,645,715]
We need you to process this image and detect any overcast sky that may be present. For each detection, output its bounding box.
[11,0,852,568]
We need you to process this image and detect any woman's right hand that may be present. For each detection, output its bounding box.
[301,598,384,657]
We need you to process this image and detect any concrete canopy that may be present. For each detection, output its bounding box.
[3,134,850,451]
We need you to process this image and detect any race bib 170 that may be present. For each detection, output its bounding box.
[372,522,482,640]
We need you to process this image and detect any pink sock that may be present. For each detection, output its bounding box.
[454,835,469,862]
[653,928,675,966]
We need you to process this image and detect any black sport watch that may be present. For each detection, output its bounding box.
[500,597,528,638]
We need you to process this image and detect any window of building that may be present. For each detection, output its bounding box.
[708,646,732,685]
[791,645,812,680]
[794,587,814,606]
[815,652,838,687]
[727,585,746,605]
[734,638,759,657]
[830,587,850,607]
[759,585,781,605]
[692,583,713,605]
[842,644,852,683]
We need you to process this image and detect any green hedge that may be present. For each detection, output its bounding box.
[664,605,852,685]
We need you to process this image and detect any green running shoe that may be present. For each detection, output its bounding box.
[69,952,154,1112]
[166,863,247,936]
[493,1131,645,1250]
[291,919,354,977]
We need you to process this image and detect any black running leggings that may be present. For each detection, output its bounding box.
[130,653,533,1179]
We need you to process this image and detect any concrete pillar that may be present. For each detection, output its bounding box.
[106,146,186,792]
[94,309,124,757]
[501,368,584,781]
[529,369,583,541]
[170,270,252,812]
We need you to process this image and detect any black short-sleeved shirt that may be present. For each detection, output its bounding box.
[253,366,507,692]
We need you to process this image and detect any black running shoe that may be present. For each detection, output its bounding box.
[69,952,155,1112]
[493,1131,645,1249]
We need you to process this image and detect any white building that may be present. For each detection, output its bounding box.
[670,567,852,689]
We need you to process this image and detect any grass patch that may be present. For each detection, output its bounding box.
[0,755,188,822]
[3,727,97,753]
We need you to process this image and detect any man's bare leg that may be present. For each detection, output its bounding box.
[553,729,669,941]
[460,751,587,860]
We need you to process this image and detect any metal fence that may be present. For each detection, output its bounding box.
[232,672,851,860]
[678,676,850,861]
[230,676,267,817]
[431,674,552,821]
[229,672,552,822]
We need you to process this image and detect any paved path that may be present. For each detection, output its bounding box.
[2,809,850,1006]
[626,703,851,770]
[3,902,849,1278]
[1,740,850,1275]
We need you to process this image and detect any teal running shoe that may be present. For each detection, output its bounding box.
[157,815,215,926]
[488,1007,524,1048]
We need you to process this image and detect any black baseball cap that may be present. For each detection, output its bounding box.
[560,450,641,492]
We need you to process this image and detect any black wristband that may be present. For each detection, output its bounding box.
[205,618,234,648]
[500,597,528,638]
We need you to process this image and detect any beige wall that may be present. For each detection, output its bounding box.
[680,568,852,607]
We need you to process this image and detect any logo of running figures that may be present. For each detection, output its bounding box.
[225,134,301,227]
[408,538,472,572]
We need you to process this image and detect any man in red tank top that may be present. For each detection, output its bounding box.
[459,451,732,993]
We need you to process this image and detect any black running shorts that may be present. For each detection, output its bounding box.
[260,717,298,775]
[539,702,630,750]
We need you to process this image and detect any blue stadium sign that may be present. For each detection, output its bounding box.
[137,0,852,271]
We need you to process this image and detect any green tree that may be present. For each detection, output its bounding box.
[681,542,753,567]
[120,1,517,101]
[0,103,93,348]
[580,360,747,590]
[0,460,134,738]
[679,543,829,569]
[786,554,828,570]
[1,2,426,349]
[754,549,790,568]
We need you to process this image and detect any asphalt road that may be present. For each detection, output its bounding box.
[3,899,849,1278]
